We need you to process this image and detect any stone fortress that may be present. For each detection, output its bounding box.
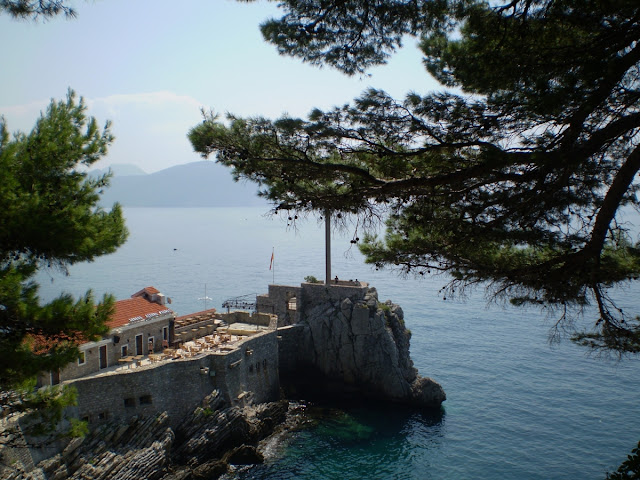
[2,280,445,478]
[70,281,444,425]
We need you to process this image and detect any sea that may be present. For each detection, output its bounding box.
[35,207,640,480]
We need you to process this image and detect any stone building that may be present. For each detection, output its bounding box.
[34,286,281,426]
[37,287,175,387]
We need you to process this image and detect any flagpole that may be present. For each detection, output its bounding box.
[270,247,275,284]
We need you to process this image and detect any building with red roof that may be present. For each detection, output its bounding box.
[38,287,176,386]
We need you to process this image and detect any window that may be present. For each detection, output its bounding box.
[135,334,143,355]
[78,351,86,365]
[121,345,128,357]
[287,297,297,310]
[163,326,169,341]
[139,395,152,405]
[124,398,136,408]
[99,345,107,369]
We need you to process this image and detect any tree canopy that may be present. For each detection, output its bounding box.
[189,0,640,355]
[0,91,127,443]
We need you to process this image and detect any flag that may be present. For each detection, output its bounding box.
[269,249,274,270]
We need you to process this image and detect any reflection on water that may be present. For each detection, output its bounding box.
[226,401,446,480]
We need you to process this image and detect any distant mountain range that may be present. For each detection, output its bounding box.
[94,161,267,208]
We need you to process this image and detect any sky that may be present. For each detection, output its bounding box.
[1,0,440,173]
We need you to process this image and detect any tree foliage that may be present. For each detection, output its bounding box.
[607,439,640,479]
[0,91,128,443]
[0,0,77,19]
[189,0,640,355]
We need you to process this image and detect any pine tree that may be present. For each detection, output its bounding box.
[189,0,640,355]
[0,91,128,444]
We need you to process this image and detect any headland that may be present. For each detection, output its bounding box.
[1,280,444,479]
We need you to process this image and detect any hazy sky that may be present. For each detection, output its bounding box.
[1,0,439,173]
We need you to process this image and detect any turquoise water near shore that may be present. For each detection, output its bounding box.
[36,207,640,479]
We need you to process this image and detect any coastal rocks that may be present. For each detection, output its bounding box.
[224,445,264,465]
[1,391,287,480]
[189,461,227,479]
[11,413,176,480]
[291,286,445,408]
[173,391,288,466]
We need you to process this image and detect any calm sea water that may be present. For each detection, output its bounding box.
[36,207,640,479]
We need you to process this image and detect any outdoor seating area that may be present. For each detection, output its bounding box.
[173,318,226,344]
[162,332,243,359]
[115,354,154,370]
[111,318,272,372]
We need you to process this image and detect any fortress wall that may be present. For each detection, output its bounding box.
[256,285,302,326]
[259,282,368,321]
[223,311,273,327]
[65,330,279,428]
[277,324,307,376]
[298,282,368,309]
[212,329,280,407]
[67,355,215,426]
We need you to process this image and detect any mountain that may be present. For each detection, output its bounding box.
[97,161,267,207]
[90,164,147,177]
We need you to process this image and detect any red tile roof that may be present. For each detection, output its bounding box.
[108,297,174,329]
[25,332,83,353]
[132,286,160,298]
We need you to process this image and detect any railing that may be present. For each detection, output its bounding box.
[222,293,257,312]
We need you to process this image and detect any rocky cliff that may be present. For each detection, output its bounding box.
[0,391,287,480]
[282,285,445,408]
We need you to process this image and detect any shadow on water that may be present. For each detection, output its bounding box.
[225,400,446,480]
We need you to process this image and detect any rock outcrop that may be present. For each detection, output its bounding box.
[286,286,445,407]
[0,391,288,480]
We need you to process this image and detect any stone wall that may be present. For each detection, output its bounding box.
[210,329,280,407]
[223,311,274,327]
[256,284,302,327]
[276,324,306,378]
[298,282,369,311]
[65,330,280,429]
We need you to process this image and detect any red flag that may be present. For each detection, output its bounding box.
[269,249,274,270]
